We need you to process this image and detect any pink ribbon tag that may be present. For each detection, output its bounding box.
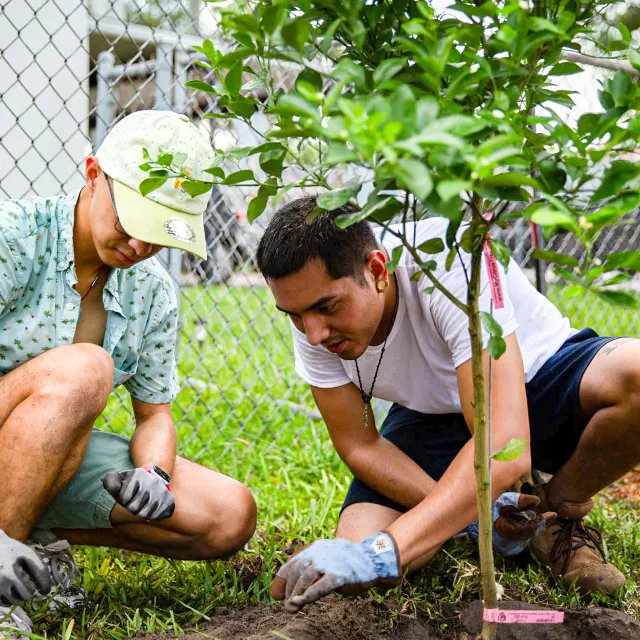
[482,239,504,310]
[483,609,565,624]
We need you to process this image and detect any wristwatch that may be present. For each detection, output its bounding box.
[143,464,172,487]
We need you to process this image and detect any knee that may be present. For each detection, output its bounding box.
[617,364,640,412]
[197,483,257,559]
[37,344,113,418]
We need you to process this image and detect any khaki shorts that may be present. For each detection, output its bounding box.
[36,429,134,530]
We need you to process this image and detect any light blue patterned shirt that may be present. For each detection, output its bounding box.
[0,189,180,403]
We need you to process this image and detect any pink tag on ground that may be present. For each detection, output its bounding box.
[483,609,565,624]
[482,240,504,309]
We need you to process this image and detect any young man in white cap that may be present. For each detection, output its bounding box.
[0,110,256,635]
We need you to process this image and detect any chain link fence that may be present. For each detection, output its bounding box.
[1,0,638,465]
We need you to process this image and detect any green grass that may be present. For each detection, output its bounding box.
[26,283,640,639]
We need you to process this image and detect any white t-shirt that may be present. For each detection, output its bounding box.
[292,218,577,414]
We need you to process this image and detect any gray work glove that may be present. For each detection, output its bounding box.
[102,468,175,521]
[0,530,51,606]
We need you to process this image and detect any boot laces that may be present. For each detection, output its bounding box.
[550,519,605,576]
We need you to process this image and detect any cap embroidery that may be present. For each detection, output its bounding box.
[164,217,196,244]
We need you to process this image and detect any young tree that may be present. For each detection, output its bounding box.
[143,0,640,637]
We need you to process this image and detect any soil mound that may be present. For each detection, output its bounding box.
[137,597,640,640]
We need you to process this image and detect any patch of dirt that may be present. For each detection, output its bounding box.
[136,597,640,640]
[609,467,640,503]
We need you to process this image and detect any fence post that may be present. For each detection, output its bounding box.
[95,51,116,148]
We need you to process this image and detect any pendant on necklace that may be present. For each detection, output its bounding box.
[362,395,371,429]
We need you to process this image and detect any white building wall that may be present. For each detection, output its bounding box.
[0,0,89,199]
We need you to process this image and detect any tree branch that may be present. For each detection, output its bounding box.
[562,51,639,78]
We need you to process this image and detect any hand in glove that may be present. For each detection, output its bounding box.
[0,529,51,606]
[271,532,400,614]
[460,492,556,556]
[102,468,175,521]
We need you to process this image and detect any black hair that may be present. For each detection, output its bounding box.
[256,196,378,284]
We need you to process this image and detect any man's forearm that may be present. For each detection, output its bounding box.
[344,437,437,510]
[129,414,177,475]
[387,436,528,568]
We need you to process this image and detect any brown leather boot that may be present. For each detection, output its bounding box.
[526,485,625,594]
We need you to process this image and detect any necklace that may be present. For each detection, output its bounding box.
[354,277,399,429]
[80,268,103,302]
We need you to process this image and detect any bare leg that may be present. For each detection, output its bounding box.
[0,344,113,540]
[545,338,640,508]
[55,456,257,560]
[337,503,441,571]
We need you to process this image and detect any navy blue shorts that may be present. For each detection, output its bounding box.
[342,328,617,514]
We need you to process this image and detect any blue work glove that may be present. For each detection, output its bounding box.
[459,492,555,556]
[0,529,51,606]
[272,532,400,613]
[102,468,175,521]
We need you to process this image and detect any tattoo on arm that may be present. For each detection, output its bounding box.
[599,337,635,357]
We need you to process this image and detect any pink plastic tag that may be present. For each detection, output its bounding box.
[483,609,565,624]
[482,240,504,310]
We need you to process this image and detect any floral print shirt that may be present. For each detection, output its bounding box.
[0,189,179,403]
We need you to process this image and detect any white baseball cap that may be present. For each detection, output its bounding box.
[96,110,215,259]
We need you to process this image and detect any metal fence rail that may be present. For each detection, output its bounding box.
[1,0,638,465]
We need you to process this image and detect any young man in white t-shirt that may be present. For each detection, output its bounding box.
[257,196,638,612]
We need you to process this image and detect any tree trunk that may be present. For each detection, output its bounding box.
[468,218,498,640]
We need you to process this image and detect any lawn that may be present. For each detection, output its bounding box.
[30,282,640,639]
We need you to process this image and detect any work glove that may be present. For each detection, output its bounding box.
[0,529,51,606]
[459,492,556,556]
[271,532,400,614]
[102,468,175,521]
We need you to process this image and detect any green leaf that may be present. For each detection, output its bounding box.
[322,18,342,55]
[273,94,320,121]
[221,170,254,186]
[185,80,218,95]
[630,50,640,74]
[317,187,358,211]
[204,166,224,180]
[395,159,433,201]
[529,208,576,231]
[597,290,639,309]
[295,68,324,103]
[531,249,579,268]
[260,148,286,178]
[492,438,528,462]
[261,2,286,34]
[259,178,278,197]
[603,250,640,272]
[386,245,404,274]
[481,311,503,338]
[417,238,445,254]
[489,238,510,271]
[483,173,539,189]
[139,163,150,171]
[436,180,471,201]
[325,143,359,165]
[282,18,311,54]
[139,177,167,196]
[228,97,256,119]
[592,162,640,201]
[247,195,268,222]
[224,61,243,97]
[373,58,408,85]
[588,192,640,225]
[487,335,507,360]
[549,62,583,76]
[181,180,213,197]
[158,153,173,166]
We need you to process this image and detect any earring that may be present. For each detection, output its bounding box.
[376,279,389,293]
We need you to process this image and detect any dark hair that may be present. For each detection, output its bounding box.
[256,196,378,284]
